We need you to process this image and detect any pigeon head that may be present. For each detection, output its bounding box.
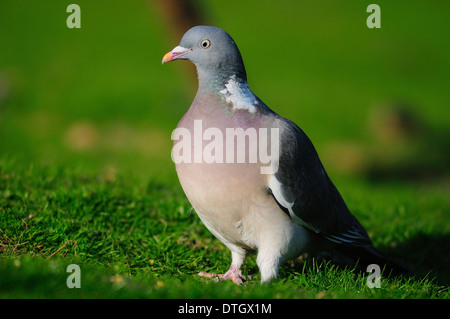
[162,26,247,90]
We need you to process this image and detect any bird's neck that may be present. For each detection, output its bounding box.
[196,67,260,114]
[196,66,247,94]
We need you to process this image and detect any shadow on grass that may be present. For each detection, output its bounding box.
[378,232,450,286]
[276,232,450,289]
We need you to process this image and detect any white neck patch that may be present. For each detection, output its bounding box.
[219,75,257,113]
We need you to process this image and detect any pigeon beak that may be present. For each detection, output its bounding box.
[162,46,192,64]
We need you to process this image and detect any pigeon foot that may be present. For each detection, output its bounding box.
[198,264,245,285]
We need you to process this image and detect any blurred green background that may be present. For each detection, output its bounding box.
[0,0,449,297]
[1,0,448,183]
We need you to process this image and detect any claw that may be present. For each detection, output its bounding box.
[198,264,246,285]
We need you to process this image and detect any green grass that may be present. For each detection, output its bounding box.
[0,0,449,299]
[1,157,448,299]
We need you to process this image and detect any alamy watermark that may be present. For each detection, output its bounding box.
[65,4,379,31]
[66,4,81,28]
[366,264,381,288]
[367,4,381,28]
[66,264,81,288]
[171,120,280,174]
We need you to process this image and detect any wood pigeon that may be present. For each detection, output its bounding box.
[162,26,404,284]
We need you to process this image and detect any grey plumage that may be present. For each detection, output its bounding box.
[162,25,405,284]
[273,117,371,245]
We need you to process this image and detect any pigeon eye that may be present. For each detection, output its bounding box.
[200,39,211,49]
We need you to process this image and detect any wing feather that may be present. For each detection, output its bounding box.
[268,117,371,247]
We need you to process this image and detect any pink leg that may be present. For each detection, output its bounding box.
[198,250,247,285]
[198,264,245,285]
